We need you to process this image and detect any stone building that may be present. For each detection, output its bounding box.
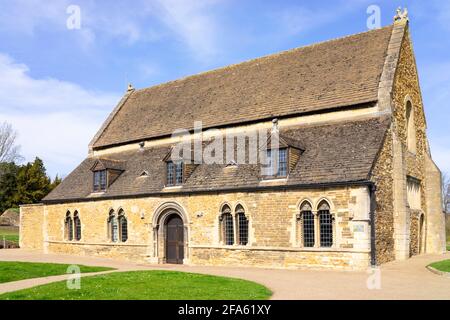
[20,14,446,270]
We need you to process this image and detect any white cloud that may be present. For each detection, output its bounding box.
[0,0,225,60]
[270,1,369,37]
[0,53,120,177]
[153,0,223,61]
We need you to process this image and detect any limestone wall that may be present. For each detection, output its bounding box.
[22,186,372,270]
[20,204,45,250]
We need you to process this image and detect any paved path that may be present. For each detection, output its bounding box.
[0,249,449,299]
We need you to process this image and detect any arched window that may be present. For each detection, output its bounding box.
[318,201,333,247]
[118,210,128,243]
[73,211,82,241]
[220,205,234,245]
[235,205,248,246]
[300,201,315,248]
[406,100,416,153]
[108,210,119,242]
[64,211,73,241]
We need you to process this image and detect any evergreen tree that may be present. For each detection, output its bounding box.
[13,157,52,205]
[0,162,19,213]
[0,157,60,211]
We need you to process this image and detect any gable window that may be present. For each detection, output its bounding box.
[118,210,128,243]
[300,201,315,248]
[318,201,333,248]
[64,211,73,241]
[406,100,417,153]
[266,148,288,177]
[235,205,248,246]
[73,211,82,241]
[220,205,234,245]
[93,170,107,192]
[167,161,183,186]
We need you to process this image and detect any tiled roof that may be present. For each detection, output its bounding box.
[91,26,393,149]
[44,116,390,202]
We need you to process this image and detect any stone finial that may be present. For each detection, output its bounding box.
[272,118,279,133]
[394,7,409,24]
[127,83,135,92]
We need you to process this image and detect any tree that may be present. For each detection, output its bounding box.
[13,157,52,205]
[0,162,19,213]
[443,173,450,214]
[0,122,22,163]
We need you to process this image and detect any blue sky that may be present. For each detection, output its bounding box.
[0,0,448,178]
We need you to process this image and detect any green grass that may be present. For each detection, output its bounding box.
[0,270,272,300]
[0,261,114,284]
[0,226,19,243]
[429,259,450,273]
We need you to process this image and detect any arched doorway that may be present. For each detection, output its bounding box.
[165,214,184,264]
[151,202,189,265]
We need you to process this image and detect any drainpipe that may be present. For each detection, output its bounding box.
[368,183,377,267]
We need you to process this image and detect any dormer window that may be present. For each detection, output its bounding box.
[90,158,125,193]
[266,148,288,177]
[260,125,304,180]
[93,170,107,192]
[167,161,183,186]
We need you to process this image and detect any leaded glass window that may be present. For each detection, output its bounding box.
[221,205,234,245]
[94,170,107,192]
[318,201,333,247]
[300,202,315,248]
[236,206,248,246]
[73,211,81,241]
[265,148,288,177]
[65,212,73,241]
[118,211,128,243]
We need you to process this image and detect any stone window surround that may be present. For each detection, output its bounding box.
[404,95,417,155]
[218,202,252,247]
[150,201,190,264]
[107,207,128,243]
[296,198,337,249]
[62,210,82,242]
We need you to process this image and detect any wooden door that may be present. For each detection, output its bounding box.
[166,215,184,264]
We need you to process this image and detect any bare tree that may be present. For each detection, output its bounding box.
[443,173,450,214]
[0,122,22,163]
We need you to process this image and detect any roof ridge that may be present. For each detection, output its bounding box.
[133,25,394,94]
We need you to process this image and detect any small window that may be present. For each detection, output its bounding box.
[406,100,417,153]
[94,170,107,192]
[167,161,183,186]
[300,202,315,248]
[73,211,82,241]
[318,201,333,248]
[118,210,128,243]
[65,211,73,241]
[236,205,248,246]
[266,148,288,177]
[108,210,119,242]
[220,205,234,245]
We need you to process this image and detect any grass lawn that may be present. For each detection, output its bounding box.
[0,226,19,244]
[0,261,114,284]
[428,259,450,273]
[0,270,272,300]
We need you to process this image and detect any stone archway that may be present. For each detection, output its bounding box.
[152,202,189,264]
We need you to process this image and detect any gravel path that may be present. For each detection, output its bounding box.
[0,249,449,299]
